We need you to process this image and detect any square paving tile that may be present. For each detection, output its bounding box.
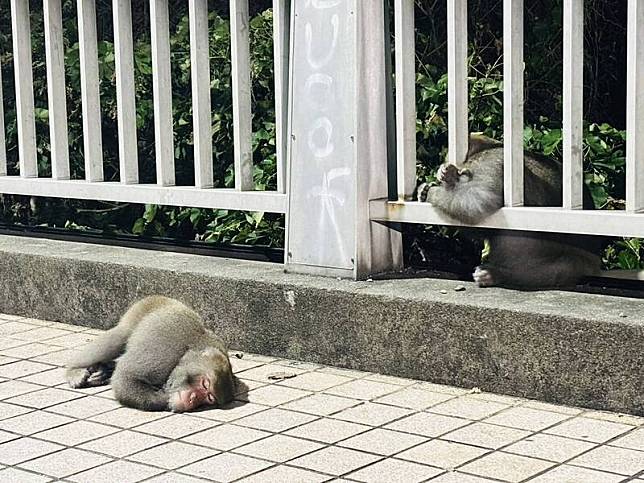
[31,349,79,366]
[10,327,71,342]
[545,416,633,443]
[347,458,442,482]
[79,430,167,458]
[374,387,453,410]
[37,420,120,446]
[0,343,62,359]
[182,424,270,451]
[484,406,571,431]
[0,428,20,444]
[244,385,311,406]
[234,363,310,383]
[0,411,74,435]
[89,407,170,428]
[0,355,19,366]
[0,467,54,483]
[503,433,596,462]
[146,473,211,483]
[44,332,98,348]
[229,357,265,373]
[181,453,273,482]
[443,422,530,449]
[364,373,416,386]
[18,367,66,386]
[238,464,329,482]
[0,401,32,420]
[48,395,121,419]
[583,410,644,426]
[338,428,427,456]
[333,402,412,427]
[128,441,215,469]
[284,418,370,444]
[0,338,29,351]
[5,387,82,409]
[0,437,64,465]
[278,371,352,391]
[569,444,644,475]
[385,412,470,438]
[429,396,510,420]
[135,413,219,439]
[193,401,269,422]
[0,380,43,399]
[529,464,625,483]
[0,360,55,379]
[521,400,584,415]
[430,471,505,482]
[68,460,163,483]
[325,379,400,400]
[19,448,112,478]
[0,321,39,335]
[610,428,644,451]
[289,446,381,476]
[397,438,488,469]
[281,393,359,416]
[459,451,554,482]
[235,434,324,462]
[234,407,317,433]
[316,366,369,379]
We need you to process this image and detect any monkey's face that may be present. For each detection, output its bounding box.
[166,349,234,412]
[172,374,218,412]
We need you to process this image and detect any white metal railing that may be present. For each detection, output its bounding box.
[371,0,644,238]
[0,0,288,213]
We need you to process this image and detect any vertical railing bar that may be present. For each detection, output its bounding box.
[394,0,416,201]
[231,0,254,191]
[273,0,290,194]
[44,0,70,180]
[562,0,584,209]
[503,0,524,207]
[626,0,644,213]
[113,0,139,184]
[189,0,214,189]
[150,0,176,187]
[447,0,469,166]
[78,0,104,182]
[10,0,38,178]
[0,63,6,176]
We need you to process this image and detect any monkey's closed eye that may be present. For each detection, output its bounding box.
[202,378,210,390]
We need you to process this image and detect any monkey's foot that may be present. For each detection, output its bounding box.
[416,182,431,202]
[473,266,497,287]
[66,362,115,389]
[437,163,460,188]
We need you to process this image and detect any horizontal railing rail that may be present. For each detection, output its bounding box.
[0,0,289,214]
[373,0,644,237]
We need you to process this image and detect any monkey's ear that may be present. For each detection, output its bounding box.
[468,133,501,158]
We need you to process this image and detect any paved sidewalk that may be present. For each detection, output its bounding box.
[0,313,642,483]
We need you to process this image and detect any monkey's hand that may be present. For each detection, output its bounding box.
[437,163,461,188]
[66,362,115,389]
[473,266,497,287]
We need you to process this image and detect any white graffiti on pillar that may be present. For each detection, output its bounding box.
[308,167,351,261]
[301,0,350,265]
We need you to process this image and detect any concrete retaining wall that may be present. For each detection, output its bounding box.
[0,235,641,415]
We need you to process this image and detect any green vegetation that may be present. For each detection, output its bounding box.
[0,0,640,269]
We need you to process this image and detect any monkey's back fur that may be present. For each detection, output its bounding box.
[425,136,602,288]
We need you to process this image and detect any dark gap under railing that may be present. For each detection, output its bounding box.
[0,223,284,263]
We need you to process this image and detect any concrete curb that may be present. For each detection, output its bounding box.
[0,235,642,415]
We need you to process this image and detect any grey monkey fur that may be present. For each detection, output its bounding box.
[66,296,234,412]
[419,134,602,288]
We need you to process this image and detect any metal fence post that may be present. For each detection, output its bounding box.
[285,0,403,279]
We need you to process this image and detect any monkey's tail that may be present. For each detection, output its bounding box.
[600,270,644,281]
[66,325,131,369]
